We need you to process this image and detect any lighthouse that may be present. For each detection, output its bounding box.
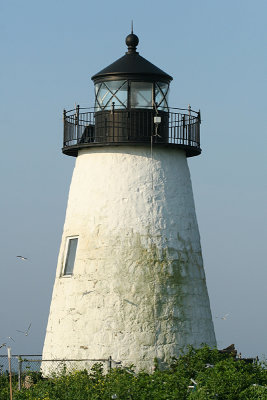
[42,31,216,371]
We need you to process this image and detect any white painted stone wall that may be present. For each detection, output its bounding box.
[42,146,216,371]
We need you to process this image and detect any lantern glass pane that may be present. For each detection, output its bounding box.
[95,81,127,110]
[155,82,169,110]
[131,82,153,109]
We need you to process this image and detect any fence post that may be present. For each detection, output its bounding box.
[17,356,22,390]
[7,347,12,400]
[108,356,112,372]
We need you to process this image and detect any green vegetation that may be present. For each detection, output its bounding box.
[1,346,267,400]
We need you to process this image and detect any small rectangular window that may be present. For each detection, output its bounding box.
[63,237,78,275]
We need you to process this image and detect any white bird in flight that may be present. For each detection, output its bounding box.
[216,313,229,320]
[7,336,15,342]
[16,256,28,261]
[16,323,32,336]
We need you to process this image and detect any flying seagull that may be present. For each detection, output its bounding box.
[0,343,6,349]
[17,323,31,336]
[16,256,28,261]
[7,336,15,342]
[216,313,229,320]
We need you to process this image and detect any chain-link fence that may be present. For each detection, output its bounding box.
[0,355,120,390]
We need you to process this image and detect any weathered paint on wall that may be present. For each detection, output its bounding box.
[42,146,216,371]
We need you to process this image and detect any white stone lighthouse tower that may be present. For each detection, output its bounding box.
[42,31,216,370]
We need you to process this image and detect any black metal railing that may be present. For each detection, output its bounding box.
[63,105,201,157]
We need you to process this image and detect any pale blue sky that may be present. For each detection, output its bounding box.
[0,0,266,357]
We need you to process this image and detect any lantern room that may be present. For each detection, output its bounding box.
[92,33,171,111]
[62,32,201,157]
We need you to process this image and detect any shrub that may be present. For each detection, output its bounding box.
[1,346,266,400]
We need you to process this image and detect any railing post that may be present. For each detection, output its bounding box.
[198,109,201,124]
[17,356,22,391]
[63,109,66,146]
[188,104,191,145]
[182,115,185,145]
[75,104,80,142]
[197,109,201,145]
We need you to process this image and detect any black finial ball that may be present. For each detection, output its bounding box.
[125,33,139,52]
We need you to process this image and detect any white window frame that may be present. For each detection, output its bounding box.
[61,236,79,277]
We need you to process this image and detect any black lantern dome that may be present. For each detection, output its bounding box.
[91,33,172,112]
[92,33,172,82]
[62,32,201,158]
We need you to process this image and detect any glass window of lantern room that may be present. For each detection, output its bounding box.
[95,80,127,110]
[130,82,153,109]
[155,82,169,110]
[63,237,78,275]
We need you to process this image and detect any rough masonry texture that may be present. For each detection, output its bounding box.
[42,146,216,371]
